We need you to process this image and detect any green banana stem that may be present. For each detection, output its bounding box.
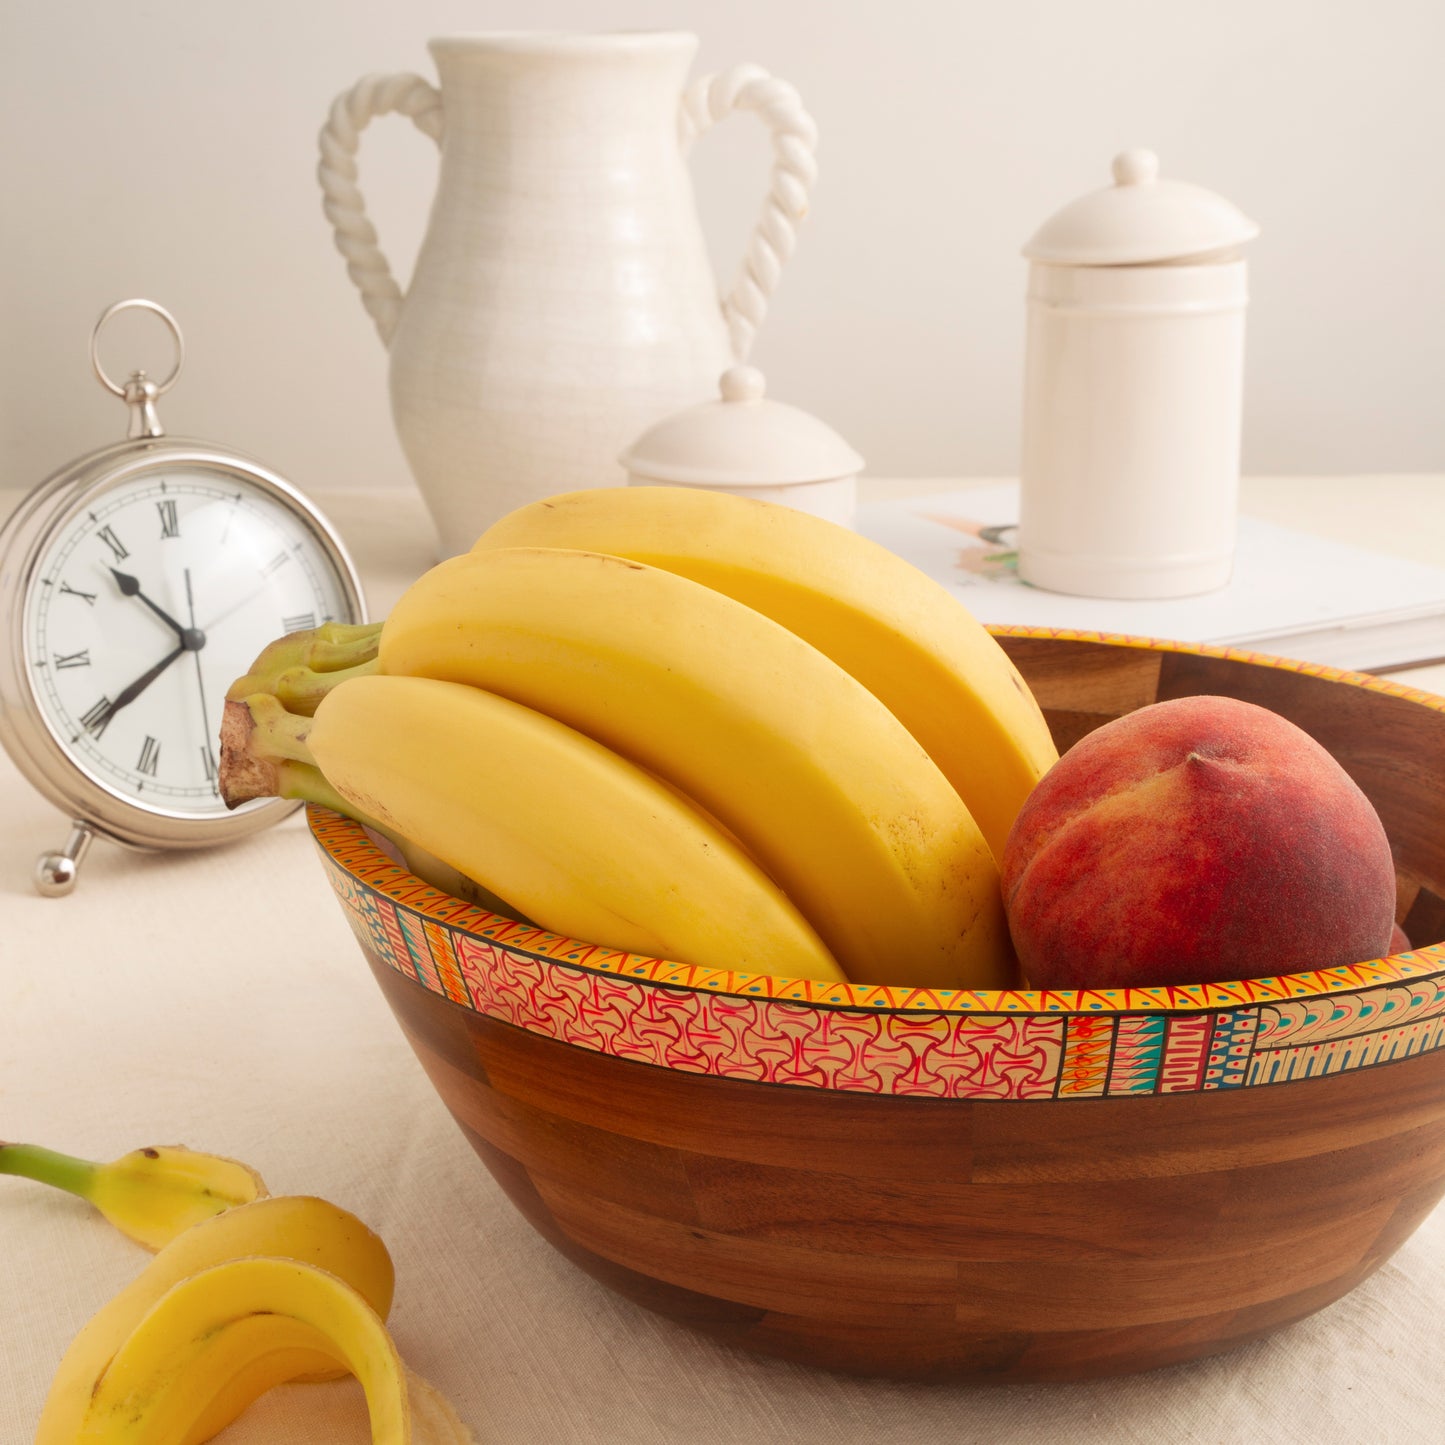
[219,621,382,805]
[274,761,406,847]
[226,621,383,705]
[218,693,316,808]
[0,1142,97,1200]
[272,656,381,717]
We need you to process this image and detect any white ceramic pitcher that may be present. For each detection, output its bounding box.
[319,32,818,554]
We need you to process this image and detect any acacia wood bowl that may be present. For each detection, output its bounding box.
[312,631,1445,1382]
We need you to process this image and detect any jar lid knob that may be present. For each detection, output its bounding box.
[720,365,767,404]
[1111,148,1159,187]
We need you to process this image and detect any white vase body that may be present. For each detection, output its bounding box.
[319,33,817,555]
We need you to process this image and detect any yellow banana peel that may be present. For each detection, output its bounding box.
[0,1140,266,1250]
[35,1194,396,1441]
[73,1257,409,1444]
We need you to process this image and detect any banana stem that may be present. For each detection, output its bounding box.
[226,621,383,704]
[272,656,380,717]
[218,694,317,807]
[276,761,378,826]
[0,1142,98,1201]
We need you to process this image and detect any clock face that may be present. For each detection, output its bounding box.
[23,467,355,817]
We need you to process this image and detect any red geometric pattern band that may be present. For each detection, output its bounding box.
[312,807,1445,1102]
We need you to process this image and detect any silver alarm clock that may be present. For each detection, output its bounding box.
[0,299,366,894]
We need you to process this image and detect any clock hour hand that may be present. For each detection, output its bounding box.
[109,567,205,650]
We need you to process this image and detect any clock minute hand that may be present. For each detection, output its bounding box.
[110,568,202,647]
[85,615,208,737]
[92,641,187,736]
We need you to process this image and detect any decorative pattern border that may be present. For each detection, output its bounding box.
[309,629,1445,1100]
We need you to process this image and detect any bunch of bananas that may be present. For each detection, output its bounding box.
[222,486,1058,991]
[4,1140,471,1442]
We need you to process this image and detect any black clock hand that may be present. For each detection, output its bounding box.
[83,616,207,738]
[109,567,204,649]
[183,568,217,783]
[88,642,187,736]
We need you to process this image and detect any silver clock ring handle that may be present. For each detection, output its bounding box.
[90,298,185,398]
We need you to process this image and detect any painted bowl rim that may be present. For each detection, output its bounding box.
[310,627,1445,1016]
[309,629,1445,1100]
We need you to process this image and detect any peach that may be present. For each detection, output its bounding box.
[1001,695,1397,989]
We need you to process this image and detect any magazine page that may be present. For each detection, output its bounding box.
[855,483,1445,668]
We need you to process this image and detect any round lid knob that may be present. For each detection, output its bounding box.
[1023,149,1259,266]
[1110,148,1159,186]
[619,368,864,487]
[719,365,768,404]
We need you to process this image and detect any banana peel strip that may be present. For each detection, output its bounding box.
[407,1369,478,1444]
[34,1202,474,1443]
[77,1257,398,1441]
[63,1256,476,1444]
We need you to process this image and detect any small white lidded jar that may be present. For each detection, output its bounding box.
[1018,149,1260,599]
[620,366,864,528]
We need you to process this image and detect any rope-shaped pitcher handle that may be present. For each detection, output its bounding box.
[679,65,819,363]
[317,73,444,348]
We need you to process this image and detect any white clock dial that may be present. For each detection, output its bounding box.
[23,468,353,817]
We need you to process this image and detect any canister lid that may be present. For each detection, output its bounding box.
[1022,149,1260,266]
[619,366,864,486]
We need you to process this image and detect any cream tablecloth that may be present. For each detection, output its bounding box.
[2,479,1443,1444]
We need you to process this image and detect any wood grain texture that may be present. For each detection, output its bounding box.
[361,637,1445,1380]
[373,958,1445,1380]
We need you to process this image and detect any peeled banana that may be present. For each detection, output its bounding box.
[474,485,1059,864]
[224,677,846,984]
[0,1140,265,1251]
[35,1194,396,1442]
[373,546,1012,990]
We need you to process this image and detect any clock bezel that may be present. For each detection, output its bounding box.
[0,437,367,851]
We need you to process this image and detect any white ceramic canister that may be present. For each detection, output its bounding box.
[1017,150,1260,599]
[620,366,864,527]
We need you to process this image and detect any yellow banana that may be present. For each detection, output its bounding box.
[72,1257,408,1444]
[36,1194,395,1442]
[275,759,531,922]
[0,1141,265,1251]
[229,677,846,984]
[474,485,1059,864]
[376,547,1011,990]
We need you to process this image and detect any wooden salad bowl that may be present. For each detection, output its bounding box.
[312,631,1445,1382]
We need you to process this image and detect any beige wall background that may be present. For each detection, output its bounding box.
[3,0,1442,497]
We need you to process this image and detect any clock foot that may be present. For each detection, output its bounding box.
[34,822,96,897]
